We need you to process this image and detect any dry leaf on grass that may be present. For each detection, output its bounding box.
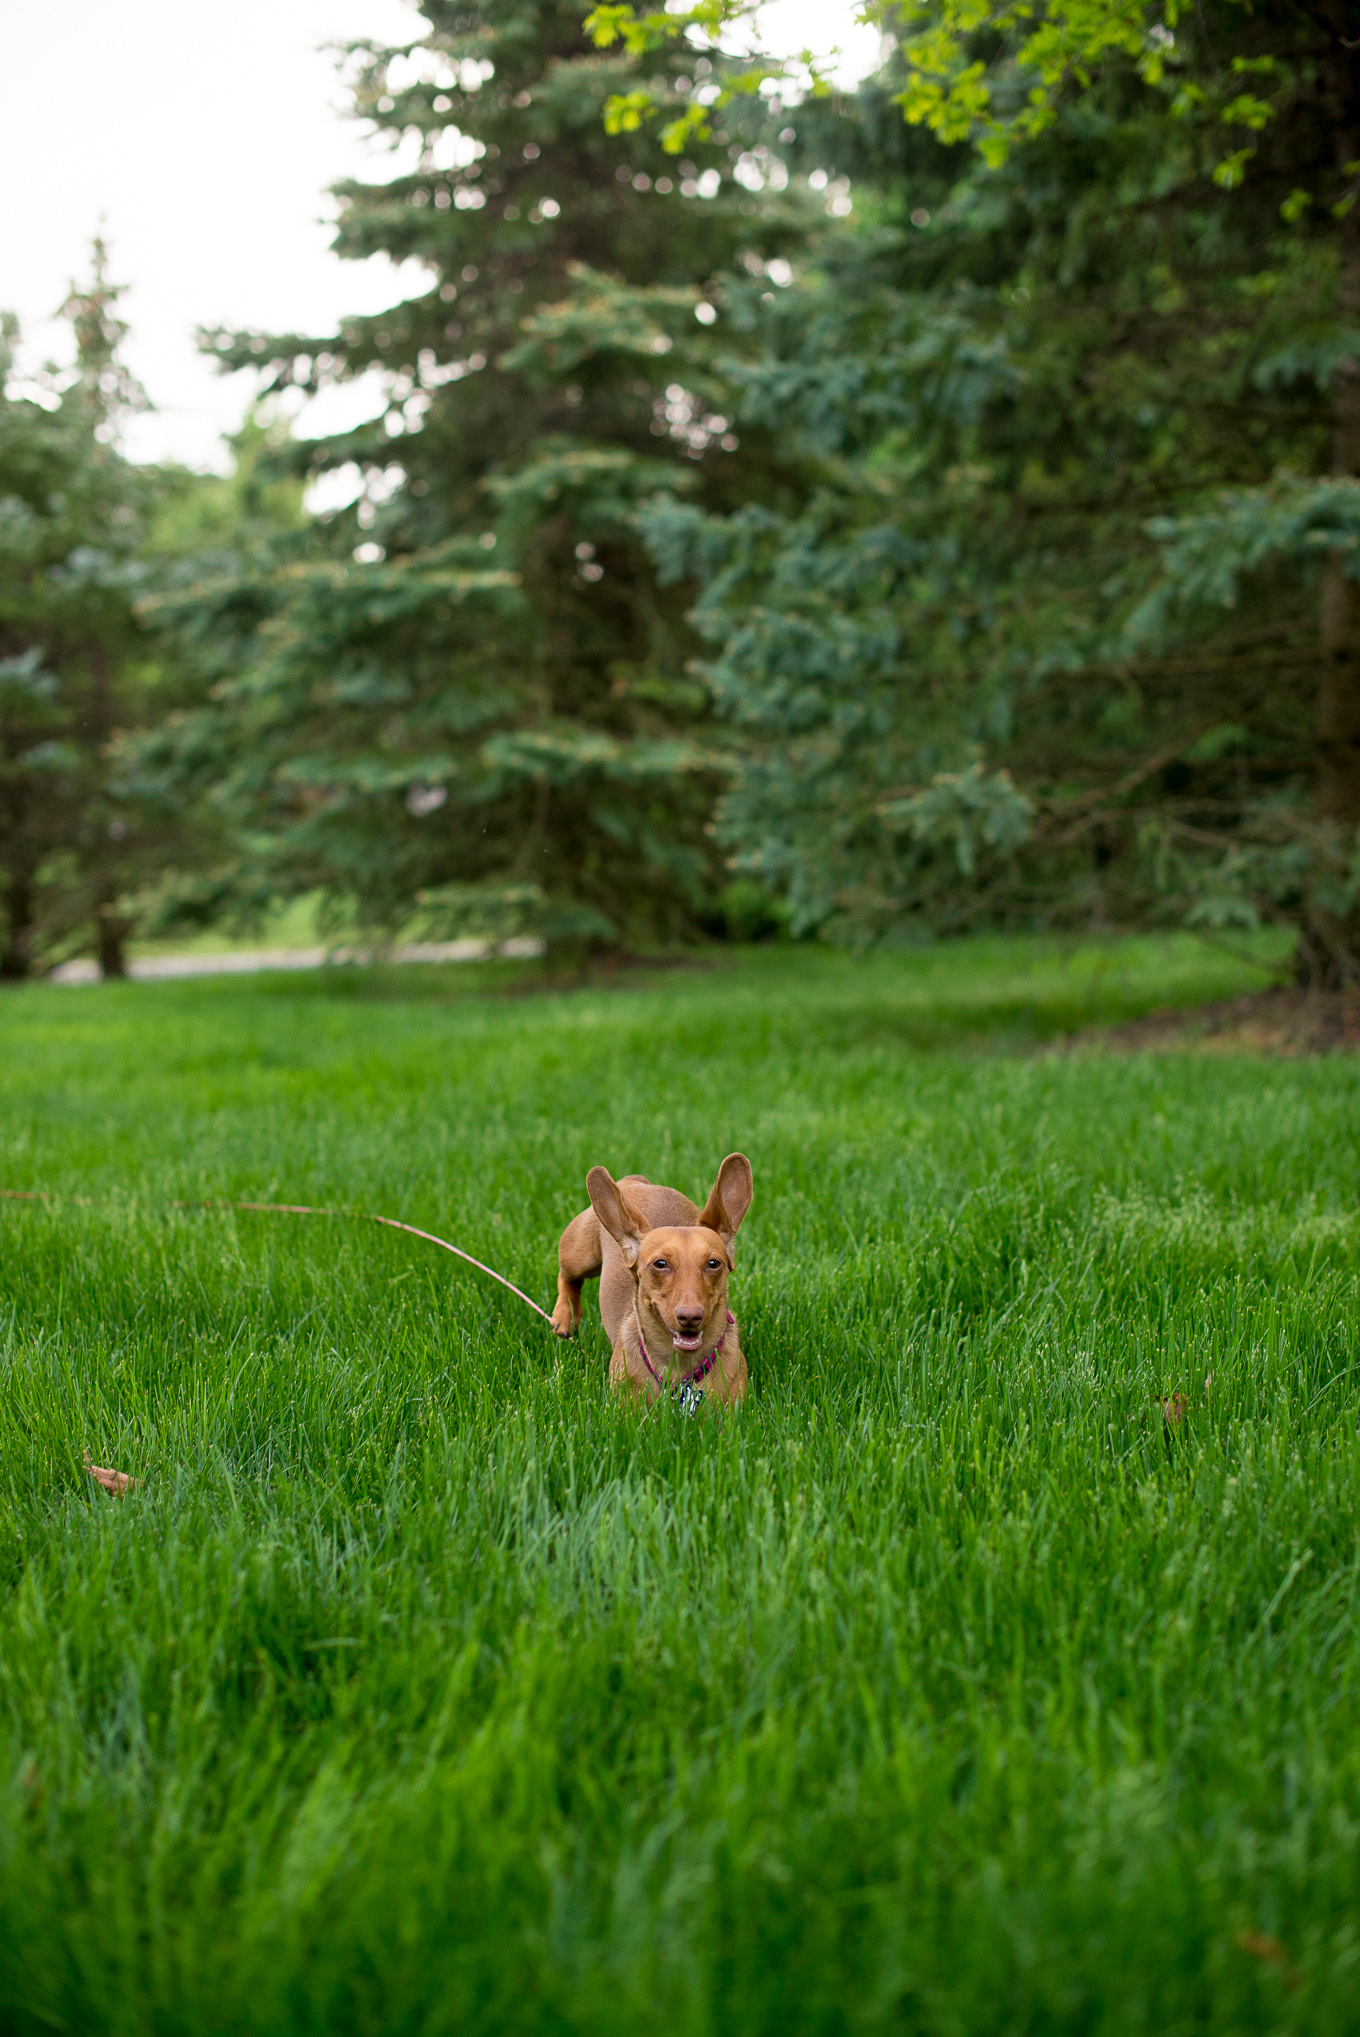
[1237,1930,1301,1989]
[84,1450,134,1496]
[1162,1377,1214,1424]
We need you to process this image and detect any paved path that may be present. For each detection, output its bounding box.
[49,937,545,985]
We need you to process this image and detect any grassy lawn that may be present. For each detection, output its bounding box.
[1,933,1357,2033]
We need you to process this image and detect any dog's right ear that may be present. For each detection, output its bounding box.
[587,1166,649,1267]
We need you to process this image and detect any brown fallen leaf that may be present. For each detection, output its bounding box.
[84,1450,134,1496]
[1162,1393,1190,1425]
[1237,1929,1301,1989]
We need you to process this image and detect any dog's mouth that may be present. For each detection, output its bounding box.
[671,1328,706,1353]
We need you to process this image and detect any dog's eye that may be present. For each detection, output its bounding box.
[706,1257,721,1270]
[652,1258,668,1271]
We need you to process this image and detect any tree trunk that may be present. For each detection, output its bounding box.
[86,639,126,979]
[97,907,127,979]
[0,869,34,981]
[1308,11,1360,986]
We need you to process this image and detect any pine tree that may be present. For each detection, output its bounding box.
[0,246,259,978]
[641,2,1360,978]
[189,0,816,946]
[110,410,312,943]
[0,245,154,978]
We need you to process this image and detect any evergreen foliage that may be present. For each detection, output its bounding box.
[112,414,311,943]
[0,249,282,978]
[0,248,162,978]
[17,7,1358,978]
[611,1,1360,979]
[179,0,817,947]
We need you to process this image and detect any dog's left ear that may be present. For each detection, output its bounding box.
[698,1152,753,1267]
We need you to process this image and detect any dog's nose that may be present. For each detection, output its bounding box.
[675,1308,705,1331]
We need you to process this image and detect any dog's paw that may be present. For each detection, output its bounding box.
[550,1300,578,1338]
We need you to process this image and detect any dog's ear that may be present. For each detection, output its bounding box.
[698,1152,753,1266]
[587,1165,649,1267]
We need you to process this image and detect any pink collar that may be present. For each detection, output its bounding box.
[637,1310,734,1395]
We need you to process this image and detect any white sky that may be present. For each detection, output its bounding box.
[0,1,880,472]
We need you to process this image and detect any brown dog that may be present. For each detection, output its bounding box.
[552,1154,753,1406]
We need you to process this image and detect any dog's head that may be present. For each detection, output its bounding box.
[587,1154,753,1357]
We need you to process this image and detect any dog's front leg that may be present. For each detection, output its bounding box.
[552,1206,602,1336]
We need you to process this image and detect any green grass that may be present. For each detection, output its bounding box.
[1,932,1357,2034]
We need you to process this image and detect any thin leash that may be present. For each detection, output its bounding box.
[1,1188,556,1328]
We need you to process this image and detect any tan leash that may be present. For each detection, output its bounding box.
[1,1187,556,1327]
[5,1185,560,1495]
[184,1198,557,1325]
